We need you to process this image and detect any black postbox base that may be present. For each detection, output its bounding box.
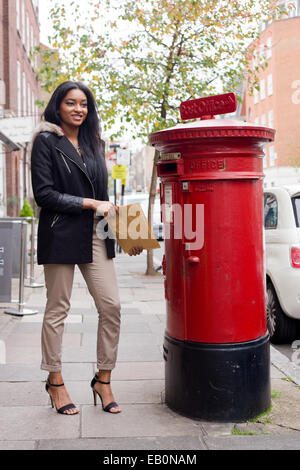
[163,332,270,422]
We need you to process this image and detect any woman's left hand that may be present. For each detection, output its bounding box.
[128,247,143,256]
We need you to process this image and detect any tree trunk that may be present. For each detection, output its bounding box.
[146,149,160,275]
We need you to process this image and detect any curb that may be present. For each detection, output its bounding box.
[270,345,300,386]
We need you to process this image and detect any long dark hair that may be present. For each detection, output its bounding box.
[43,81,102,157]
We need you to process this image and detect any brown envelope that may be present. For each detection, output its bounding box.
[106,203,160,253]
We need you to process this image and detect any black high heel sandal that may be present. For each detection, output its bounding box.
[91,374,121,413]
[45,376,79,415]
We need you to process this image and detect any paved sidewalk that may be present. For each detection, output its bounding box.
[0,252,300,451]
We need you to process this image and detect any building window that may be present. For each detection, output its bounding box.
[17,61,21,117]
[26,13,30,51]
[267,74,273,96]
[259,43,264,60]
[34,37,38,68]
[269,146,277,166]
[261,114,266,126]
[32,0,39,11]
[266,37,272,59]
[264,193,278,229]
[32,91,36,121]
[19,157,24,210]
[23,72,26,116]
[263,148,268,169]
[21,0,25,45]
[16,0,20,31]
[28,83,31,116]
[268,110,274,128]
[254,87,259,104]
[253,51,257,68]
[260,79,266,100]
[254,117,259,125]
[31,25,34,53]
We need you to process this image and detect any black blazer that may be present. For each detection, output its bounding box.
[31,123,115,264]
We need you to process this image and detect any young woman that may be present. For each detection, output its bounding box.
[31,81,142,415]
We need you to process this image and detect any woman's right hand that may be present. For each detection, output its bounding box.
[83,199,118,217]
[95,201,118,218]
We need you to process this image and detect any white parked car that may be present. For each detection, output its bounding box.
[264,185,300,343]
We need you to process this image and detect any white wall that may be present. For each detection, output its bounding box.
[264,166,300,188]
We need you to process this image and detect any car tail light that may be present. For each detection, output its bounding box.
[291,246,300,268]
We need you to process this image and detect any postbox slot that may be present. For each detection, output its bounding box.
[158,162,179,175]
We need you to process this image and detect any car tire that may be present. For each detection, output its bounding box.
[266,282,298,344]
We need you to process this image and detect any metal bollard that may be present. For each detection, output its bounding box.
[24,217,44,288]
[5,220,39,316]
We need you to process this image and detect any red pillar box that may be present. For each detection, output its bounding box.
[149,93,275,422]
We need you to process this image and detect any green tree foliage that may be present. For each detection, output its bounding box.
[37,0,285,137]
[20,198,34,221]
[36,0,286,273]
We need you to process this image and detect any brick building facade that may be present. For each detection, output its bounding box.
[240,0,300,187]
[0,0,41,216]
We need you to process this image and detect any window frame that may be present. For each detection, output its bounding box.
[292,196,300,228]
[264,192,278,230]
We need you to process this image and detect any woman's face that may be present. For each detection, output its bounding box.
[59,88,88,128]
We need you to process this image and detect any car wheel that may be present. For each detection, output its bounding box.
[266,282,298,344]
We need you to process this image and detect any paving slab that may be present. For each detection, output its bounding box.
[2,252,300,451]
[0,381,49,406]
[198,422,235,438]
[5,332,42,348]
[271,345,300,386]
[0,362,94,381]
[66,379,164,405]
[270,365,286,379]
[132,300,166,316]
[81,404,203,439]
[117,343,162,362]
[0,440,36,450]
[0,363,43,381]
[112,362,164,381]
[121,308,143,315]
[204,434,300,450]
[5,347,42,364]
[37,436,205,451]
[267,378,300,431]
[61,349,97,363]
[20,313,83,324]
[0,406,80,441]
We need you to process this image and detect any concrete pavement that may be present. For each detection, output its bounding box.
[0,251,300,451]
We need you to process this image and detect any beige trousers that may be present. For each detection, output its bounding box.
[41,219,121,372]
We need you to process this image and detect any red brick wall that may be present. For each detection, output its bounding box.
[242,17,300,169]
[0,0,4,87]
[1,0,41,216]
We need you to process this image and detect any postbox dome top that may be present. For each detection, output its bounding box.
[159,117,268,130]
[148,93,275,145]
[149,117,275,145]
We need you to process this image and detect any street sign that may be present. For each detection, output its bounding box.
[116,149,131,166]
[112,165,127,181]
[0,218,27,278]
[0,222,13,302]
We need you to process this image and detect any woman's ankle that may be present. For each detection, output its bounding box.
[98,370,112,382]
[49,371,63,384]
